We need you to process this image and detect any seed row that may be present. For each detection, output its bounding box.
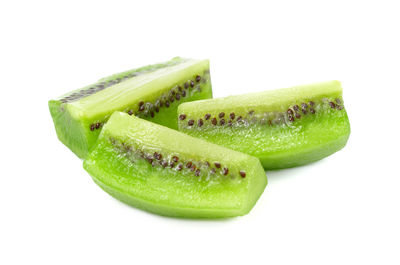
[128,74,206,120]
[110,137,246,179]
[60,61,187,104]
[89,72,209,132]
[180,98,344,128]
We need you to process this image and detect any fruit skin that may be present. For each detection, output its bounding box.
[177,80,351,170]
[83,112,267,218]
[49,57,212,159]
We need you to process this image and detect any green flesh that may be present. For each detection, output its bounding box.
[177,81,351,170]
[49,57,212,159]
[83,112,267,218]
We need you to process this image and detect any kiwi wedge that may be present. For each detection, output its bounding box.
[49,57,212,159]
[83,112,267,218]
[177,80,351,170]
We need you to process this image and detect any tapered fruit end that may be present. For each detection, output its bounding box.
[48,99,91,159]
[83,112,267,218]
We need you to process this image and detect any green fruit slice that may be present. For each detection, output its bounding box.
[83,112,267,218]
[177,80,351,169]
[49,57,212,159]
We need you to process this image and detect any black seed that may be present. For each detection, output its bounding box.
[190,81,194,87]
[169,162,175,168]
[288,115,294,122]
[211,118,217,125]
[228,120,233,127]
[204,114,211,120]
[169,96,174,103]
[165,101,170,108]
[223,168,229,175]
[90,124,95,131]
[295,113,301,119]
[239,170,246,178]
[177,164,183,171]
[181,90,186,97]
[177,86,183,92]
[146,157,153,164]
[195,169,201,176]
[184,82,189,89]
[214,162,221,168]
[329,102,336,108]
[237,116,243,122]
[204,161,210,167]
[171,90,176,96]
[179,114,186,120]
[128,110,133,115]
[198,119,204,127]
[159,100,164,107]
[210,168,216,174]
[155,106,160,112]
[195,75,201,82]
[154,152,162,160]
[229,112,235,120]
[335,98,341,104]
[220,119,225,125]
[186,161,192,168]
[150,111,154,118]
[172,156,179,163]
[161,161,168,168]
[337,105,343,110]
[310,108,316,114]
[248,110,254,115]
[190,164,196,172]
[219,112,225,118]
[89,87,96,90]
[302,109,308,115]
[287,109,294,115]
[139,101,144,106]
[309,101,315,106]
[175,93,180,100]
[95,123,101,129]
[293,105,299,111]
[188,119,194,126]
[139,105,145,111]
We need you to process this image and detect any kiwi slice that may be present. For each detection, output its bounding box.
[177,80,351,169]
[49,57,212,159]
[83,112,267,218]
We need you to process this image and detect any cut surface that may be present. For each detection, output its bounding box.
[49,57,212,158]
[83,112,267,218]
[177,81,351,169]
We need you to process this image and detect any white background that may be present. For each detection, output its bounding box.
[1,1,399,264]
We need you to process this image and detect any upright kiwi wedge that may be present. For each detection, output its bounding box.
[49,57,212,159]
[178,80,351,169]
[83,112,267,218]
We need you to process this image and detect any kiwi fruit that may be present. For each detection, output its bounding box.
[177,80,351,170]
[49,57,212,159]
[83,112,267,218]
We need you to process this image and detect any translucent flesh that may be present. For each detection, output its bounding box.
[83,112,267,218]
[178,81,351,169]
[49,57,212,159]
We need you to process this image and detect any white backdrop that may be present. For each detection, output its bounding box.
[1,1,399,264]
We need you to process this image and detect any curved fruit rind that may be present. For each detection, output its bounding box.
[83,112,267,218]
[177,80,350,169]
[49,57,212,159]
